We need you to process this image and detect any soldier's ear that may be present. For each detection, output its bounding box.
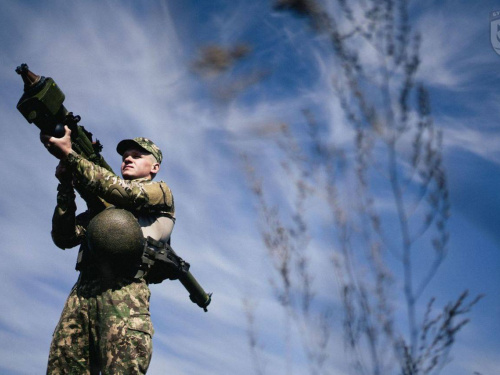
[151,162,160,174]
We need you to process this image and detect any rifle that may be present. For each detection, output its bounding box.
[15,64,212,311]
[141,236,212,312]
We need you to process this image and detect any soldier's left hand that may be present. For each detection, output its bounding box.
[40,126,73,160]
[55,161,73,184]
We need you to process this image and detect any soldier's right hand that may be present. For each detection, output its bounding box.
[40,125,73,160]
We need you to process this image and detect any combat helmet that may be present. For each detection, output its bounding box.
[86,207,144,268]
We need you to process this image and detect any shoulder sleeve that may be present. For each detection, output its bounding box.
[66,151,175,216]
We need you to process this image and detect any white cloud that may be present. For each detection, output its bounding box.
[416,5,492,89]
[444,123,500,165]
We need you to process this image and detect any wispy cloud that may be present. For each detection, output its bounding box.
[416,5,486,89]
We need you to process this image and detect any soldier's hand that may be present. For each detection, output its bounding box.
[40,126,73,159]
[55,161,72,184]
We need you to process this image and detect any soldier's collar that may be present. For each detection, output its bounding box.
[128,177,153,183]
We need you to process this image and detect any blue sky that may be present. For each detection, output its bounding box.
[0,1,499,374]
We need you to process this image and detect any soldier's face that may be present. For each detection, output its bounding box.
[121,148,159,180]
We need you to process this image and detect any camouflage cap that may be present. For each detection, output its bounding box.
[116,137,163,164]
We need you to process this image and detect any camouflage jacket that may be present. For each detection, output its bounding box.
[51,150,175,250]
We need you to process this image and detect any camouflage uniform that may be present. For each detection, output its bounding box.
[47,141,174,375]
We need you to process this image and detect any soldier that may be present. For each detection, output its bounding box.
[41,126,175,374]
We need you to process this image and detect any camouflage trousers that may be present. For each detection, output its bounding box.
[47,277,154,374]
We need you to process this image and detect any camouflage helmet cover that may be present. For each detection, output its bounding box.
[116,137,163,164]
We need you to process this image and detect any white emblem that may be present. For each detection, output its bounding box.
[491,11,500,55]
